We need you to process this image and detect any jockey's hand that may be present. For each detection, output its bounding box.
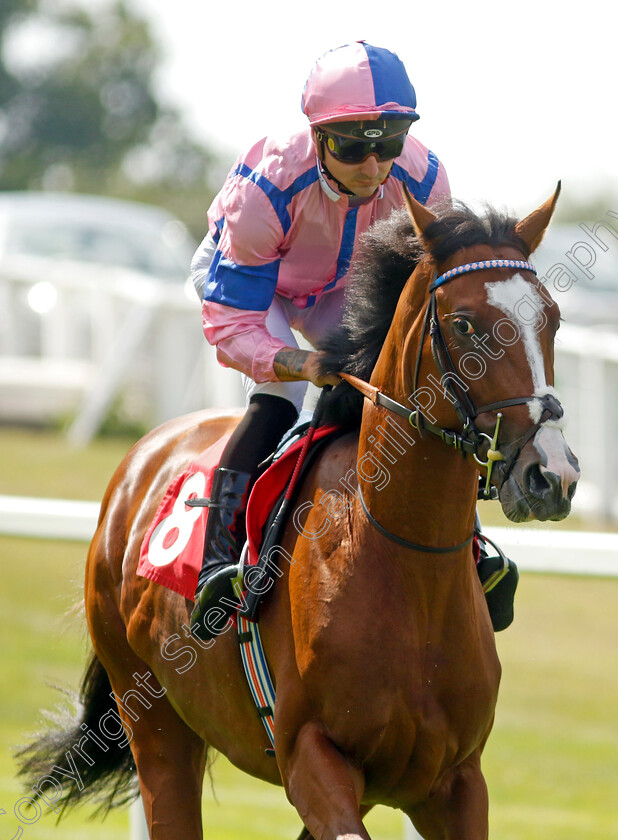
[273,348,341,388]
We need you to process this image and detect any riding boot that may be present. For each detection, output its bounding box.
[475,514,519,632]
[189,467,253,640]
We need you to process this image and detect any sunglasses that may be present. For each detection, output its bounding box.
[320,130,406,164]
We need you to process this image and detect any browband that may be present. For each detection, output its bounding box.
[430,259,537,291]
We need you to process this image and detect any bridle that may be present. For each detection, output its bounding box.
[340,257,565,552]
[422,259,563,489]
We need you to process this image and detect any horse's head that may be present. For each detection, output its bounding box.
[400,185,580,522]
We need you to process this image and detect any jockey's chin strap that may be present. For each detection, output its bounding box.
[340,258,565,501]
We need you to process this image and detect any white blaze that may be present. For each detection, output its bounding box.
[486,275,578,487]
[486,275,564,426]
[486,275,547,393]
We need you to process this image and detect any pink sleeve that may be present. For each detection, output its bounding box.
[209,160,283,268]
[202,300,287,383]
[201,153,292,383]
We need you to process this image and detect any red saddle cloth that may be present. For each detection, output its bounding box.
[137,426,337,599]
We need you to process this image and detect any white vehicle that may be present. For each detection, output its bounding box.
[0,192,201,428]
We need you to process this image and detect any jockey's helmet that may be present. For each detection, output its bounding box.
[301,41,420,128]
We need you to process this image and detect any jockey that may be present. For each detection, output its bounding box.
[190,41,516,638]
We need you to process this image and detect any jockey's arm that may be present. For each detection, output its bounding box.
[273,348,340,388]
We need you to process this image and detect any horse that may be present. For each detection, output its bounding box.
[18,186,580,839]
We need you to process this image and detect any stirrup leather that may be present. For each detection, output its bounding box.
[476,531,510,593]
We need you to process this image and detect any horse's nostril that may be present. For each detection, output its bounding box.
[524,464,551,498]
[524,464,567,502]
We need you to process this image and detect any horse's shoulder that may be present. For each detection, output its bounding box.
[308,429,359,490]
[296,430,358,498]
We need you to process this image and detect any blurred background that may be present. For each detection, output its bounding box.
[0,1,617,838]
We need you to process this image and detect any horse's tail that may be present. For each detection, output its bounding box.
[16,651,138,817]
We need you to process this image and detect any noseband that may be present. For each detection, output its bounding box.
[342,258,565,500]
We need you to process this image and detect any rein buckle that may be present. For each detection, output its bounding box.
[441,429,461,450]
[473,412,505,498]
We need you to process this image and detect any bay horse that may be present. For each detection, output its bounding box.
[18,187,580,839]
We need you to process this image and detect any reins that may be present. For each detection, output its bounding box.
[356,482,475,553]
[339,369,481,553]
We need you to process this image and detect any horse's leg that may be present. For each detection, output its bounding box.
[407,754,489,840]
[90,592,207,840]
[295,805,374,840]
[282,721,372,840]
[103,659,207,839]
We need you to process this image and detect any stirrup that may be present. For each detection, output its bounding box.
[476,533,519,632]
[190,563,243,641]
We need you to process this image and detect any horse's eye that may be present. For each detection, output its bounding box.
[453,318,474,335]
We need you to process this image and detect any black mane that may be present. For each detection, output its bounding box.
[317,201,526,427]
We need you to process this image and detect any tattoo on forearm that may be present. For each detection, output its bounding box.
[273,348,310,379]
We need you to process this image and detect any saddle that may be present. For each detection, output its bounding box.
[241,417,346,619]
[137,416,342,609]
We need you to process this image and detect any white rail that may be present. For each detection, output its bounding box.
[2,495,616,575]
[0,494,100,540]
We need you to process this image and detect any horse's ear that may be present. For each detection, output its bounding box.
[514,181,561,253]
[402,184,437,238]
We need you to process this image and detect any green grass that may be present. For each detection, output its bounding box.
[485,574,618,839]
[0,425,137,500]
[1,428,617,838]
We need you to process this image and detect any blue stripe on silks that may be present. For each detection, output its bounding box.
[303,207,358,307]
[334,207,358,282]
[391,150,440,205]
[234,163,291,235]
[202,247,223,301]
[363,43,417,110]
[206,164,318,309]
[203,253,280,311]
[234,163,319,237]
[283,166,320,203]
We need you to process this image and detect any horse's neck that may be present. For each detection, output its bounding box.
[345,409,479,634]
[356,401,478,550]
[355,300,478,551]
